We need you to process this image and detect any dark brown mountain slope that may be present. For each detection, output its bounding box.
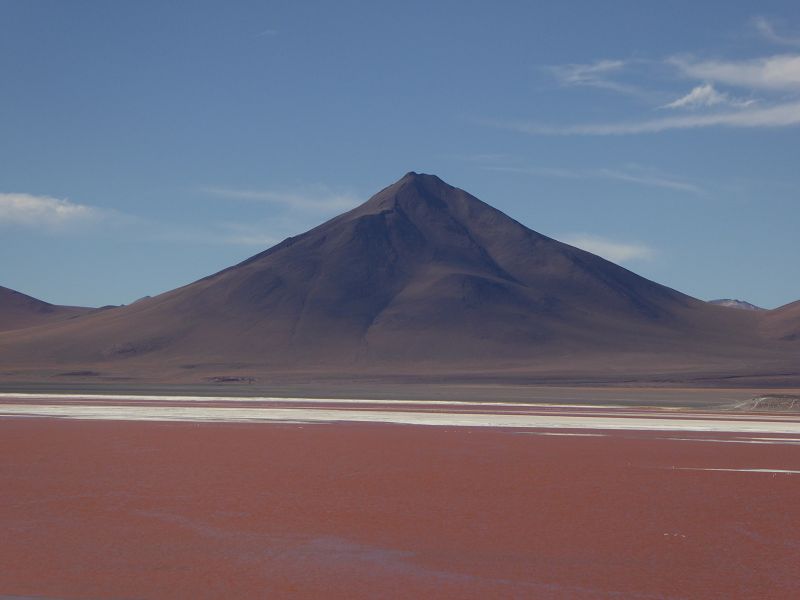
[0,173,792,382]
[0,286,90,332]
[764,300,800,342]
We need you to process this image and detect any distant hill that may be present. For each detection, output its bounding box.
[0,286,91,332]
[709,299,764,311]
[0,173,796,385]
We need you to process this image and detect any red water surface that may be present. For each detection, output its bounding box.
[2,419,799,599]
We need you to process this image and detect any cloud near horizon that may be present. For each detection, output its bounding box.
[561,234,655,263]
[0,193,105,230]
[0,185,360,248]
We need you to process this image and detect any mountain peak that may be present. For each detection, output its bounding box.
[709,299,764,311]
[394,171,449,198]
[4,171,764,379]
[358,171,498,219]
[400,170,441,182]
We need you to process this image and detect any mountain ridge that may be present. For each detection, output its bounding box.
[0,286,91,333]
[0,172,797,384]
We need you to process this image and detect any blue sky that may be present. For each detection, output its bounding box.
[1,1,799,308]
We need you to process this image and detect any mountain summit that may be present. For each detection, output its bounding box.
[0,173,789,382]
[709,299,763,311]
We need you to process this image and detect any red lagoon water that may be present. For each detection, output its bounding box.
[2,418,799,599]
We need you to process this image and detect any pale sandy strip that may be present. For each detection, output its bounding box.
[3,403,800,434]
[517,432,607,437]
[654,437,800,445]
[3,393,800,424]
[522,434,800,445]
[672,467,800,474]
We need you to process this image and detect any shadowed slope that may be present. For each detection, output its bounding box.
[764,300,800,342]
[0,173,791,381]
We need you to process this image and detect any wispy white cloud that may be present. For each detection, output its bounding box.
[753,16,800,47]
[0,187,346,249]
[491,30,800,137]
[545,59,653,99]
[186,184,362,247]
[201,185,360,213]
[0,192,106,229]
[549,59,626,86]
[661,83,755,110]
[593,167,702,194]
[663,83,727,109]
[561,234,655,263]
[485,165,703,194]
[489,100,800,135]
[669,54,800,91]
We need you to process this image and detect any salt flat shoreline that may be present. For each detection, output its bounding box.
[3,393,800,436]
[1,382,794,408]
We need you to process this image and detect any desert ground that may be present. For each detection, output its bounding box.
[2,390,800,599]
